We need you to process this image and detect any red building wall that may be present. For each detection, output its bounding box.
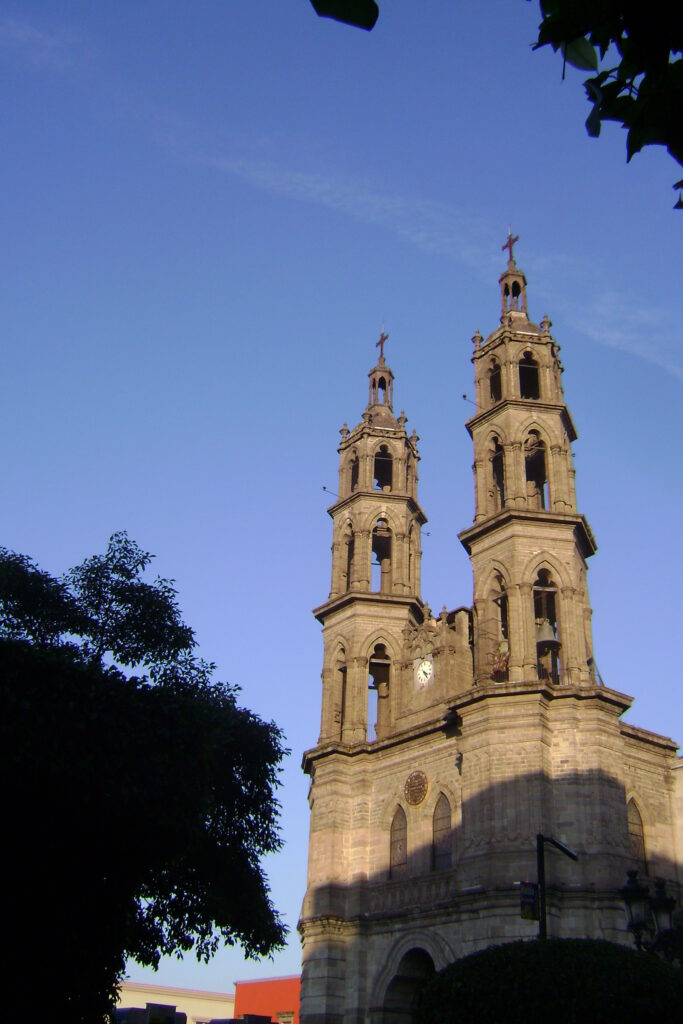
[233,975,300,1024]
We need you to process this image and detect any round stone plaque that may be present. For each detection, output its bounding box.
[404,770,428,805]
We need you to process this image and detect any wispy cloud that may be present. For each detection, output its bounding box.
[207,153,493,268]
[571,291,683,381]
[147,113,682,383]
[0,17,80,71]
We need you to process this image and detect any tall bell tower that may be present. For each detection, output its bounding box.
[459,232,598,690]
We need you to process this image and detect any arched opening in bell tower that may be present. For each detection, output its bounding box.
[371,374,389,405]
[349,451,359,493]
[490,437,505,512]
[368,643,389,741]
[372,518,393,593]
[381,948,435,1023]
[533,569,561,683]
[342,523,355,592]
[489,358,502,403]
[374,445,393,492]
[492,575,509,679]
[519,350,540,399]
[525,431,549,509]
[334,647,347,740]
[368,642,391,741]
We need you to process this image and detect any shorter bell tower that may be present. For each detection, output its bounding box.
[317,332,428,746]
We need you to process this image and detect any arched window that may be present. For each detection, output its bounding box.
[372,518,392,594]
[373,445,393,492]
[390,806,407,876]
[342,523,355,593]
[491,575,509,680]
[533,569,560,683]
[525,431,548,510]
[368,643,390,741]
[349,452,359,493]
[627,799,647,875]
[406,455,415,496]
[519,351,540,400]
[489,359,502,403]
[432,794,452,871]
[491,437,505,512]
[333,647,347,739]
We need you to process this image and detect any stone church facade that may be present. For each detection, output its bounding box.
[298,244,682,1024]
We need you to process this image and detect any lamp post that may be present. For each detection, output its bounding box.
[620,869,651,951]
[536,833,578,940]
[620,871,679,958]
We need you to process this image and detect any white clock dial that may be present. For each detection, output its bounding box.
[416,658,433,686]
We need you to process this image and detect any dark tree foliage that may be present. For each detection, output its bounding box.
[309,1,683,204]
[533,2,683,205]
[415,939,683,1024]
[0,533,287,1023]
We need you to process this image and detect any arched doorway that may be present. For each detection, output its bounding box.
[381,948,435,1023]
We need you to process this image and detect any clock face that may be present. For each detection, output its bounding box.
[416,658,433,687]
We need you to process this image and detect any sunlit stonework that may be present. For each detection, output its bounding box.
[298,240,682,1024]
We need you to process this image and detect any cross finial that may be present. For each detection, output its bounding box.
[376,330,389,361]
[502,228,519,266]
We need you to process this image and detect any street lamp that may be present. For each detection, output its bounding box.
[620,869,651,951]
[620,871,678,956]
[536,833,578,940]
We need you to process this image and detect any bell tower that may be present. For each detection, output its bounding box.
[317,331,427,746]
[459,233,597,690]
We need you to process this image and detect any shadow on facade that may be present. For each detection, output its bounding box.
[299,768,681,1024]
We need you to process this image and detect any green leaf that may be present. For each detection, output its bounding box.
[562,37,599,72]
[585,102,602,138]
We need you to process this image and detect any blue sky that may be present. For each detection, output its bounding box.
[2,0,681,994]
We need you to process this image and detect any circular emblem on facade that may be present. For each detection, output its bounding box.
[404,770,428,805]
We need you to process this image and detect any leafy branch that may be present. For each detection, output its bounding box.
[532,1,683,206]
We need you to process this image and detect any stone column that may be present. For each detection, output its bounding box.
[519,582,537,678]
[342,655,369,744]
[473,458,487,521]
[507,583,526,681]
[511,441,525,508]
[394,531,407,593]
[354,530,371,592]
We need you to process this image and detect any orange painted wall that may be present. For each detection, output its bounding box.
[233,975,301,1024]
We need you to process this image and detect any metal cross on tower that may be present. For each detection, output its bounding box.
[502,229,519,265]
[376,330,389,361]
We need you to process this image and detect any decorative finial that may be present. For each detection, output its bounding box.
[376,330,389,363]
[472,329,483,349]
[502,228,519,266]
